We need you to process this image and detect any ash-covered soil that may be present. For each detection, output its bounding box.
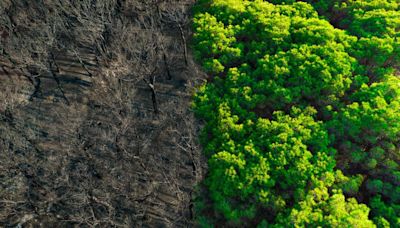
[0,1,206,227]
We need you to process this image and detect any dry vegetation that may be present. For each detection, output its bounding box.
[0,0,206,227]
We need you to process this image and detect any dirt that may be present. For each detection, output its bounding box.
[0,1,207,227]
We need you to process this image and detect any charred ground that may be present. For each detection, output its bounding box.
[0,1,206,227]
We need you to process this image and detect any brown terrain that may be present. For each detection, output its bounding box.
[0,1,207,227]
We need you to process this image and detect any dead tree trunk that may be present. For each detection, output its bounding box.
[144,74,158,114]
[27,69,42,101]
[73,50,93,77]
[163,52,172,80]
[49,53,70,105]
[178,23,188,67]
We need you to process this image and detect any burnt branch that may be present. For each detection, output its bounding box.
[178,23,188,67]
[49,53,70,105]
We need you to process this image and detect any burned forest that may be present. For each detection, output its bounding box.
[0,0,206,227]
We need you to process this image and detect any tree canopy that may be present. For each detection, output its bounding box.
[193,0,400,226]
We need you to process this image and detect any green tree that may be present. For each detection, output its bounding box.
[193,0,398,226]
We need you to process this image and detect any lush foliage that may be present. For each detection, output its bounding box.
[193,0,399,226]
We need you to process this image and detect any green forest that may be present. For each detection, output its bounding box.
[192,0,400,227]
